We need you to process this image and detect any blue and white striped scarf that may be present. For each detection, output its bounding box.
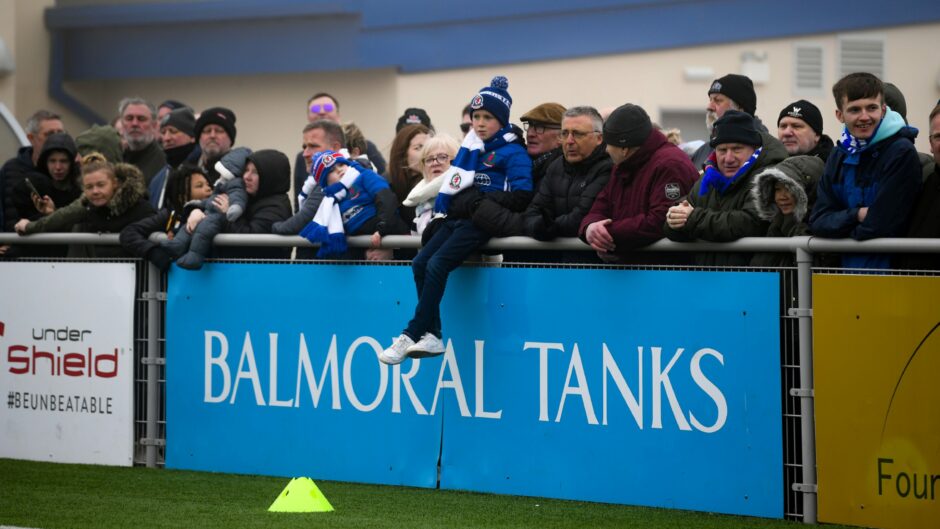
[298,164,361,257]
[432,129,485,216]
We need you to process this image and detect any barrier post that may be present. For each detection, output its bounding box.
[792,247,817,523]
[144,261,164,467]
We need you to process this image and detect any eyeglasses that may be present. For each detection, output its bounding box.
[309,103,336,114]
[560,129,601,140]
[523,122,561,134]
[460,123,471,133]
[423,153,451,165]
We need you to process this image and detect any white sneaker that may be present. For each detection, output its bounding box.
[380,334,415,365]
[406,333,445,357]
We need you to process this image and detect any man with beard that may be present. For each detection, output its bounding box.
[689,74,766,170]
[119,97,166,184]
[195,107,237,181]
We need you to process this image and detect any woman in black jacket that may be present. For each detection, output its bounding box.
[120,164,213,269]
[185,149,293,262]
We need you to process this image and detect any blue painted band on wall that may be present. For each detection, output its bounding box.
[45,0,940,80]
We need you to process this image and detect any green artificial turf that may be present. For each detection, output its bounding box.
[0,458,858,529]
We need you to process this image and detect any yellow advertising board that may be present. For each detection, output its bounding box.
[814,275,940,529]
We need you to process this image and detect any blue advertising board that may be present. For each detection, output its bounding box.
[166,263,781,517]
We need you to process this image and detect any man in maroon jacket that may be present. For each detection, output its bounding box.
[579,103,698,262]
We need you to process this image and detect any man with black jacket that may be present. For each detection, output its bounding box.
[472,106,612,263]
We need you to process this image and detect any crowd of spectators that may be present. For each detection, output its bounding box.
[0,71,937,274]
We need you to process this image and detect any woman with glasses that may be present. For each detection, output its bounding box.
[402,135,460,236]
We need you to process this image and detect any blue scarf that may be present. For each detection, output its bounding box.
[698,147,762,196]
[432,125,517,215]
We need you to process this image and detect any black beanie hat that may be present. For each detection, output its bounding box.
[396,108,434,133]
[159,99,188,112]
[603,103,652,148]
[777,100,823,136]
[708,74,757,117]
[195,107,237,144]
[160,107,196,137]
[710,110,762,148]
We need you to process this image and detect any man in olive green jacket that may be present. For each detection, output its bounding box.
[663,110,787,266]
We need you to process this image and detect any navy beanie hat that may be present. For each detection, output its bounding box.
[710,110,762,148]
[470,76,512,126]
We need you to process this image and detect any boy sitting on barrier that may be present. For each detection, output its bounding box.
[380,76,533,364]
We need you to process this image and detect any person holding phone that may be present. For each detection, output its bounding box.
[4,133,82,257]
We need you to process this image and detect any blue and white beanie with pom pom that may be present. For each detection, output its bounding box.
[470,76,513,126]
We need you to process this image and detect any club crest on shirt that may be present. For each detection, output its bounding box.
[665,183,681,200]
[449,173,462,190]
[482,152,497,168]
[470,95,484,109]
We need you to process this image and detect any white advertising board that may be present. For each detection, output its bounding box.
[0,262,136,466]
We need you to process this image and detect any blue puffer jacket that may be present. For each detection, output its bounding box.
[809,117,921,269]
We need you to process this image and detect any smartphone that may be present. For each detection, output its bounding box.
[24,177,41,197]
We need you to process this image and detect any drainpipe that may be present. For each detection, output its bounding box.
[47,30,105,126]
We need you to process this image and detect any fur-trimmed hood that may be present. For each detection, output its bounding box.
[82,162,149,217]
[751,155,824,221]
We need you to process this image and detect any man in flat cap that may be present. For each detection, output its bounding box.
[520,102,566,188]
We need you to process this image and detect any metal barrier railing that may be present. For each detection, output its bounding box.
[5,231,940,524]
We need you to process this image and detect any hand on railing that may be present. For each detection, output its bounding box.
[14,218,30,235]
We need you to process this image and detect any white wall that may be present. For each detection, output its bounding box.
[399,23,940,154]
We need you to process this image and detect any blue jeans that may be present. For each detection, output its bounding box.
[404,219,490,340]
